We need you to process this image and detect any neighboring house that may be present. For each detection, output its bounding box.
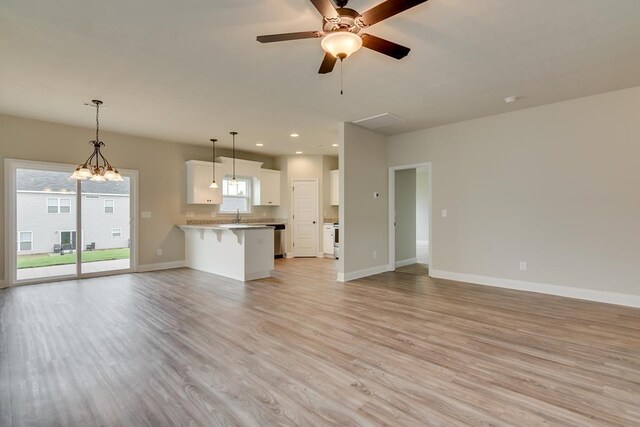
[16,170,130,255]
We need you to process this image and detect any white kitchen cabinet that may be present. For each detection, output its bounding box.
[323,224,334,255]
[186,160,223,204]
[253,169,281,206]
[330,170,339,206]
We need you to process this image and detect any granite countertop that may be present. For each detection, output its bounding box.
[186,218,286,225]
[179,224,275,231]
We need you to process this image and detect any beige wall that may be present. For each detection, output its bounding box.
[388,86,640,297]
[395,168,416,263]
[339,123,388,279]
[322,155,339,221]
[0,114,275,281]
[416,167,429,242]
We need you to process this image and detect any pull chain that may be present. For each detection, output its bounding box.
[340,59,344,95]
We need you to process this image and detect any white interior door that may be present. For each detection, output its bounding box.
[293,180,318,257]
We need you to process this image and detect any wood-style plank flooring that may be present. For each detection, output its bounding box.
[1,258,640,426]
[395,263,430,276]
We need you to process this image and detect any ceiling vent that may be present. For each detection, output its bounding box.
[352,113,405,130]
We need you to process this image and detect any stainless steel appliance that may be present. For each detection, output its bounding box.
[273,224,286,258]
[333,223,339,259]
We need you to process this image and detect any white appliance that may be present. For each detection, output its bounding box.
[333,223,339,259]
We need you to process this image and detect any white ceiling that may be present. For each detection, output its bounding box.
[1,0,640,155]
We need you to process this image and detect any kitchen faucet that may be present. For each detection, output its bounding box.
[234,208,241,224]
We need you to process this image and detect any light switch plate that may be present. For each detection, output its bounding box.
[141,211,152,219]
[441,209,448,218]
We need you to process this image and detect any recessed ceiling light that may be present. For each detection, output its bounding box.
[256,143,264,147]
[332,144,338,147]
[295,151,303,154]
[504,96,518,103]
[290,133,300,138]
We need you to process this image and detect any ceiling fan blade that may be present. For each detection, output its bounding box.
[310,0,340,20]
[318,53,338,74]
[361,34,410,59]
[359,0,428,27]
[257,31,323,43]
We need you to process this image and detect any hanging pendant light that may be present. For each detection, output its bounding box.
[208,138,219,189]
[70,100,123,182]
[230,131,238,187]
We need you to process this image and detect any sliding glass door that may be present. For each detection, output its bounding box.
[6,159,137,286]
[15,168,78,282]
[80,176,132,275]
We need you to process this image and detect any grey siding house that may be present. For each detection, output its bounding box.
[16,170,130,255]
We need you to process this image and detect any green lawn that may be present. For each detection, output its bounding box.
[17,248,130,269]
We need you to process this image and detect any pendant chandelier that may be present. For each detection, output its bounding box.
[70,100,123,182]
[208,138,219,189]
[230,131,238,186]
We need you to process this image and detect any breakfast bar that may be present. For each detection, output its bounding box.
[179,224,275,281]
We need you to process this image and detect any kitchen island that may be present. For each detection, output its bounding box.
[178,224,274,281]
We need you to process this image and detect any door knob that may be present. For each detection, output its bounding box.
[313,221,316,224]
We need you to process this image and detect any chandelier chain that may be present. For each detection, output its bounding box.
[95,101,100,143]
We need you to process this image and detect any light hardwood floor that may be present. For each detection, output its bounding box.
[1,258,639,426]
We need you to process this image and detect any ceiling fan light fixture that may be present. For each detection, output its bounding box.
[321,31,362,59]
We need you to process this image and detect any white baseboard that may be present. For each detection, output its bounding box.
[138,260,186,273]
[429,269,640,308]
[337,264,391,282]
[285,252,294,259]
[395,257,418,268]
[244,271,272,281]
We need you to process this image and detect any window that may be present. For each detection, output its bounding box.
[104,199,115,214]
[219,177,251,213]
[59,198,71,214]
[111,228,122,237]
[47,197,58,214]
[47,198,71,214]
[18,231,32,252]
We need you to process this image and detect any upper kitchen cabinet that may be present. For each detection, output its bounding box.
[330,170,339,206]
[186,160,223,204]
[253,169,281,206]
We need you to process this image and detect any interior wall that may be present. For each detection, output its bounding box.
[388,86,640,297]
[416,167,429,244]
[339,123,388,280]
[322,156,339,222]
[0,113,275,280]
[394,169,417,264]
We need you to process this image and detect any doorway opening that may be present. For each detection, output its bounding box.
[5,159,138,286]
[388,163,431,276]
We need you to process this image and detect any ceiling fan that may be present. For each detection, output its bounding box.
[257,0,428,74]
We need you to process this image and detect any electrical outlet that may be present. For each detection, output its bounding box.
[520,261,527,271]
[373,192,379,198]
[373,250,377,259]
[157,249,163,256]
[141,211,152,219]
